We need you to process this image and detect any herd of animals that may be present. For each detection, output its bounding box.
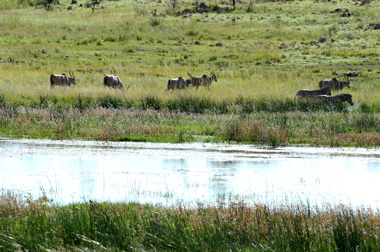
[295,73,355,106]
[50,72,126,90]
[50,71,355,106]
[49,71,217,91]
[167,71,217,90]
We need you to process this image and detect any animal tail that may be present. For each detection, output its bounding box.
[50,75,53,86]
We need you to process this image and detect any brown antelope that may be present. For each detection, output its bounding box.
[187,71,217,89]
[50,72,76,89]
[319,76,350,90]
[103,75,124,90]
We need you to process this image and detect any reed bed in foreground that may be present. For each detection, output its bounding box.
[1,193,380,251]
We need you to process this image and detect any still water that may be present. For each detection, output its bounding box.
[1,139,380,207]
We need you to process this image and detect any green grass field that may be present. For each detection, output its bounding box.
[2,0,380,146]
[1,0,380,104]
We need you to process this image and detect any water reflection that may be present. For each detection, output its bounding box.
[1,139,380,207]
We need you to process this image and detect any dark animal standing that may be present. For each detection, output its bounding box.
[315,94,354,106]
[103,75,124,90]
[295,87,332,101]
[319,77,350,90]
[50,72,76,89]
[167,77,187,91]
[187,71,217,89]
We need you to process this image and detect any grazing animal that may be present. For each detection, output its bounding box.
[167,77,187,91]
[103,75,124,90]
[187,71,217,89]
[295,87,332,101]
[50,72,76,89]
[319,77,350,90]
[315,94,354,106]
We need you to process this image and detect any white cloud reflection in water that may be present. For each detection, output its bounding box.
[1,139,380,208]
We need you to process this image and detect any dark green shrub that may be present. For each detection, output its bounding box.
[98,95,123,109]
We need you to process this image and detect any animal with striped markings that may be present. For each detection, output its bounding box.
[295,87,332,101]
[315,94,354,106]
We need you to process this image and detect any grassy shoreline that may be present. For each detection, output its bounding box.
[1,96,380,147]
[1,193,380,251]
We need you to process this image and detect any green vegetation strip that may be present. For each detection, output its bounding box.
[1,193,380,251]
[1,95,380,147]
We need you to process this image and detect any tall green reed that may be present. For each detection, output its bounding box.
[2,192,380,251]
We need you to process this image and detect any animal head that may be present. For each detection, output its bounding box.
[210,70,217,82]
[113,76,123,89]
[68,72,76,85]
[346,94,354,105]
[340,94,354,106]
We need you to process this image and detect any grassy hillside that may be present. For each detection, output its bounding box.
[1,0,380,145]
[1,0,380,101]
